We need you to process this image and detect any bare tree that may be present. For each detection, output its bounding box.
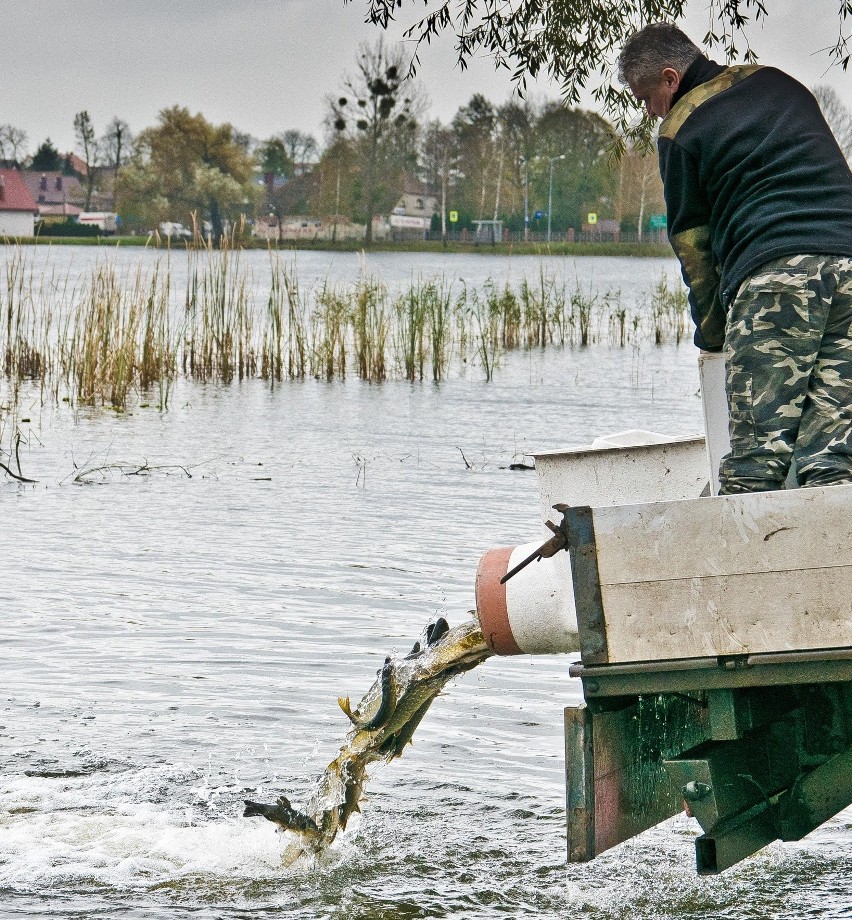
[99,118,133,213]
[451,94,498,222]
[0,125,28,165]
[329,38,427,242]
[616,142,665,239]
[280,130,319,172]
[813,85,852,161]
[74,110,99,210]
[101,117,132,177]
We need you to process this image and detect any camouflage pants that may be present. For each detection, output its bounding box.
[718,254,852,494]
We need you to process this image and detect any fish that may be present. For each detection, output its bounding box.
[242,796,320,837]
[243,616,492,864]
[337,655,396,730]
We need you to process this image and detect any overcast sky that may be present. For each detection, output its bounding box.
[5,1,851,155]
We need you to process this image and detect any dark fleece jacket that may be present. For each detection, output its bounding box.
[658,55,852,350]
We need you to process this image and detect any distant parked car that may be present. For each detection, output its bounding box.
[78,212,118,234]
[158,222,191,239]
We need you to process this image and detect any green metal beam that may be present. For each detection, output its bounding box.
[572,657,852,698]
[778,743,852,841]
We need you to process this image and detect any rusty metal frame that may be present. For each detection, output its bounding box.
[564,505,608,665]
[564,699,690,863]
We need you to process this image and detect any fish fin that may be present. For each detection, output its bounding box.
[282,843,306,868]
[338,696,358,724]
[428,616,449,645]
[359,657,396,730]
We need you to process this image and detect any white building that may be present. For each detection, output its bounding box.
[253,215,366,242]
[0,169,38,237]
[394,177,439,220]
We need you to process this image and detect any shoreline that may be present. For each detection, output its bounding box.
[1,236,673,258]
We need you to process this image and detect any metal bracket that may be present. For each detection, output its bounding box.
[563,505,609,665]
[499,502,572,585]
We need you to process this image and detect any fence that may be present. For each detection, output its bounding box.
[419,228,669,246]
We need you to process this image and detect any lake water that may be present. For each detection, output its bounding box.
[1,247,849,919]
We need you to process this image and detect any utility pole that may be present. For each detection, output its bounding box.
[521,156,530,242]
[547,154,566,243]
[441,166,447,245]
[333,166,341,242]
[493,142,504,230]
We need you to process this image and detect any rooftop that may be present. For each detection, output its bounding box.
[20,170,85,207]
[0,169,38,213]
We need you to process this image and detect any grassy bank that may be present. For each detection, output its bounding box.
[241,239,674,258]
[3,235,673,258]
[7,235,153,247]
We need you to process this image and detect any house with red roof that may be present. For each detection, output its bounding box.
[0,169,38,237]
[20,171,85,219]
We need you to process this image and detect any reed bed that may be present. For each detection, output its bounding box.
[0,245,689,412]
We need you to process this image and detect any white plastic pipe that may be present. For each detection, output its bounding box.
[475,541,579,656]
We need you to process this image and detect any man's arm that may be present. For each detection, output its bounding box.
[659,137,726,351]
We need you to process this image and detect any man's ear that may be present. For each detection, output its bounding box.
[661,66,681,92]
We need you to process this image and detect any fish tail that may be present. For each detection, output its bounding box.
[243,797,319,835]
[243,799,273,820]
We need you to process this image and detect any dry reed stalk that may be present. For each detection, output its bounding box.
[262,252,286,382]
[139,261,178,408]
[519,273,549,347]
[188,239,256,382]
[394,284,427,381]
[312,283,348,380]
[425,279,452,382]
[352,276,388,382]
[0,248,692,409]
[466,284,500,381]
[284,268,309,380]
[183,245,201,376]
[608,297,628,348]
[649,276,689,345]
[570,286,596,347]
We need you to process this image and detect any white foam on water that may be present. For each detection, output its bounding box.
[0,765,290,891]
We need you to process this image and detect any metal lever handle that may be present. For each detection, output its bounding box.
[499,506,570,584]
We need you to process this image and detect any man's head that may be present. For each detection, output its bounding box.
[618,23,702,120]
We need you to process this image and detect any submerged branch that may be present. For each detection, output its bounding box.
[0,459,36,483]
[71,460,194,483]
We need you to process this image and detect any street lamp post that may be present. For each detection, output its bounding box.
[520,156,530,242]
[547,154,566,243]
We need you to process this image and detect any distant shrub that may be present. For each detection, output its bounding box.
[35,219,102,238]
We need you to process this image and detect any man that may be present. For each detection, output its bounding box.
[618,23,852,493]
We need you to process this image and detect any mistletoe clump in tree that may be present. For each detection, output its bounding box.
[330,38,424,242]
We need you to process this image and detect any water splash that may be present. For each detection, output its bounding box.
[243,617,493,864]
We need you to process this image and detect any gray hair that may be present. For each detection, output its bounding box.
[618,23,702,87]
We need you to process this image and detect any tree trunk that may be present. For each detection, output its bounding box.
[493,143,504,225]
[210,197,224,245]
[637,166,649,244]
[441,170,447,245]
[364,162,374,244]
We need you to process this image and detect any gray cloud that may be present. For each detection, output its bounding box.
[5,1,850,153]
